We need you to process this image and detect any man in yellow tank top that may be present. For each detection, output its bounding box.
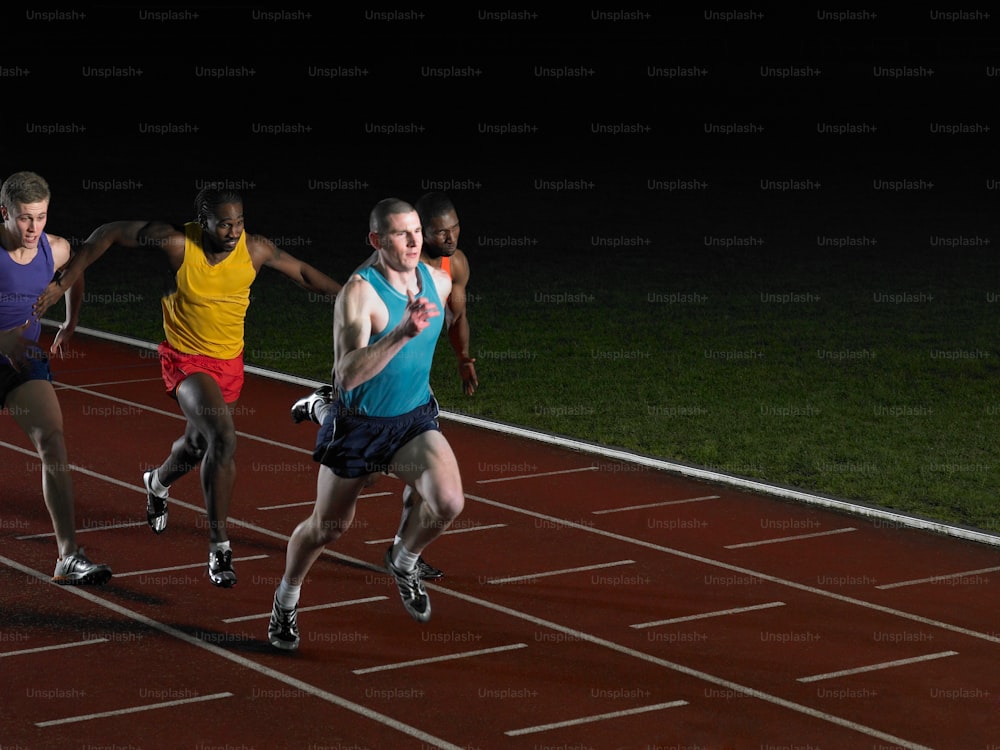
[36,187,343,587]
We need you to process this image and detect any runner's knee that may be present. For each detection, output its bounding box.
[29,425,68,464]
[203,426,237,463]
[423,487,464,524]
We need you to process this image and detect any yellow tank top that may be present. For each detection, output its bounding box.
[161,222,256,359]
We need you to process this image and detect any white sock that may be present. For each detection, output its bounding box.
[149,469,169,497]
[210,540,231,554]
[392,543,420,572]
[314,401,332,424]
[275,578,301,609]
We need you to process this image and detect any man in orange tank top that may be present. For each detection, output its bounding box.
[35,187,343,588]
[414,192,477,395]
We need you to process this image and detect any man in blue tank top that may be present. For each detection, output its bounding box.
[0,171,112,585]
[288,192,476,581]
[268,198,465,650]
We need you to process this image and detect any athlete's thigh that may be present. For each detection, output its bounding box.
[7,379,64,437]
[175,372,233,435]
[390,429,462,500]
[312,464,369,528]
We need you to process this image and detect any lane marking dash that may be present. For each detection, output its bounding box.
[725,527,857,549]
[354,643,528,675]
[632,601,786,629]
[798,651,959,683]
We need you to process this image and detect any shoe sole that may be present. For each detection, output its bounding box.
[209,574,237,588]
[268,635,299,651]
[290,387,332,424]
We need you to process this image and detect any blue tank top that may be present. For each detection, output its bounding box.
[340,262,443,417]
[0,233,55,343]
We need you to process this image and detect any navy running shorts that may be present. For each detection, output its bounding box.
[313,397,441,478]
[0,353,52,409]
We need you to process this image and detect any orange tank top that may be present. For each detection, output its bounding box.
[161,222,256,359]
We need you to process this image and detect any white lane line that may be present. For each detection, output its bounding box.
[592,495,720,514]
[798,651,960,683]
[1,638,109,658]
[506,700,688,736]
[224,597,388,624]
[112,555,270,578]
[17,520,147,540]
[1,554,465,750]
[353,643,528,675]
[631,601,786,629]
[462,493,1000,645]
[5,435,997,649]
[875,566,1000,590]
[364,523,507,545]
[258,492,394,511]
[486,560,635,585]
[53,381,313,454]
[36,692,233,727]
[0,492,940,750]
[58,377,163,388]
[6,437,995,649]
[477,466,599,484]
[1,439,168,499]
[724,527,857,549]
[439,581,935,750]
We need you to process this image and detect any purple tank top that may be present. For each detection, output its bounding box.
[0,233,55,343]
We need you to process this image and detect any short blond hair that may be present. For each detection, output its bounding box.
[0,171,51,210]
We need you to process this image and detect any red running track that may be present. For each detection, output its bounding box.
[1,329,999,750]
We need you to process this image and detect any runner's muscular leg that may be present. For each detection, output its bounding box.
[172,373,237,544]
[157,421,206,486]
[391,430,464,555]
[9,380,77,558]
[282,465,369,585]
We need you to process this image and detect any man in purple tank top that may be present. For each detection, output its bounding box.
[0,171,112,585]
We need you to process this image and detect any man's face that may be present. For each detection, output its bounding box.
[2,200,49,250]
[374,210,423,270]
[423,210,460,258]
[203,202,245,252]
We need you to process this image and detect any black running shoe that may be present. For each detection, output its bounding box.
[208,548,237,588]
[290,385,333,424]
[268,594,300,651]
[416,556,444,580]
[384,546,431,622]
[143,470,168,534]
[52,549,112,585]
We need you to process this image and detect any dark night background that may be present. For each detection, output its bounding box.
[4,6,995,252]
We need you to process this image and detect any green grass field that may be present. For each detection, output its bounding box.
[58,231,999,537]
